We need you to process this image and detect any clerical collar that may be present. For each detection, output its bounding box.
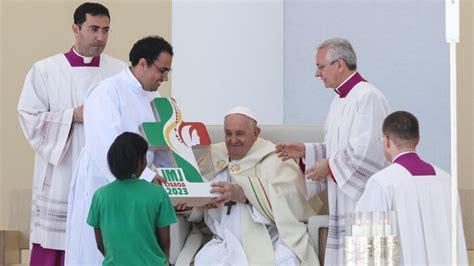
[124,67,157,97]
[64,47,100,67]
[393,152,435,176]
[334,72,366,98]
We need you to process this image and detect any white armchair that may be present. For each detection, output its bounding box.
[169,125,329,265]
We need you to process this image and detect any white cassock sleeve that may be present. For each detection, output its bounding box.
[18,65,73,166]
[329,92,388,201]
[83,84,122,183]
[84,85,156,183]
[302,143,327,199]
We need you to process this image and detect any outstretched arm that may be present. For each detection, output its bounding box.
[275,142,305,161]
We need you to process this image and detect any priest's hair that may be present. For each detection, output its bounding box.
[107,132,149,180]
[129,36,174,67]
[382,111,419,147]
[74,3,110,25]
[318,37,357,71]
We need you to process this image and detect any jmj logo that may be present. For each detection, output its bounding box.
[160,168,186,182]
[159,168,190,196]
[140,98,213,200]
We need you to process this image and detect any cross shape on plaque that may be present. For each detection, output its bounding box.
[224,201,236,215]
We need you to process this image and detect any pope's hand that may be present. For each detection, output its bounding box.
[210,181,246,205]
[275,142,305,161]
[202,202,218,209]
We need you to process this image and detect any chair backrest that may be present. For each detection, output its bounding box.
[205,124,325,144]
[205,124,329,215]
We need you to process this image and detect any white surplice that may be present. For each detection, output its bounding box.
[191,170,300,266]
[65,68,162,265]
[18,53,126,250]
[356,163,468,265]
[304,77,389,265]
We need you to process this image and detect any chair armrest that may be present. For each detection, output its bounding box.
[174,225,205,266]
[169,215,191,264]
[307,215,329,256]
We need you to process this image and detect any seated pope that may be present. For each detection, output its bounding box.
[184,106,322,266]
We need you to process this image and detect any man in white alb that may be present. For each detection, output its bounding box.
[65,35,173,265]
[276,38,390,265]
[356,111,468,265]
[17,3,126,265]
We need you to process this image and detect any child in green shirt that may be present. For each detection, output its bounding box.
[87,132,177,265]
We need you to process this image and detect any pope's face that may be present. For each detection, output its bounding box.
[224,114,260,161]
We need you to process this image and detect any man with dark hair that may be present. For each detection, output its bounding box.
[276,37,389,264]
[66,35,173,265]
[17,3,125,265]
[356,111,468,264]
[74,2,110,25]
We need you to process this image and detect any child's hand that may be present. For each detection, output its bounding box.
[175,203,192,212]
[152,174,167,185]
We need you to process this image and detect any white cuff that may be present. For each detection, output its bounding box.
[303,143,316,165]
[141,167,156,182]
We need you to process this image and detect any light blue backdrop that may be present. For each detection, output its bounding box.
[283,0,450,170]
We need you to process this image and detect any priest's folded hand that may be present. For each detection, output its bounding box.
[73,105,84,123]
[275,142,305,161]
[305,159,330,181]
[210,181,247,205]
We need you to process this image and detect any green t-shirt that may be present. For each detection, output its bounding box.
[87,179,177,266]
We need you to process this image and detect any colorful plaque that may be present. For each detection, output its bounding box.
[141,97,216,206]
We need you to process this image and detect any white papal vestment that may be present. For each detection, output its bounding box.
[189,139,321,265]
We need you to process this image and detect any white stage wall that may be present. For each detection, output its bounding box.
[172,0,284,125]
[172,0,449,170]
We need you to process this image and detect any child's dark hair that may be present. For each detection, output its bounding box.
[107,132,148,180]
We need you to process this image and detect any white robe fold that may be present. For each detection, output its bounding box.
[193,171,299,266]
[191,139,321,265]
[65,68,161,265]
[305,79,389,265]
[356,163,468,265]
[18,53,125,250]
